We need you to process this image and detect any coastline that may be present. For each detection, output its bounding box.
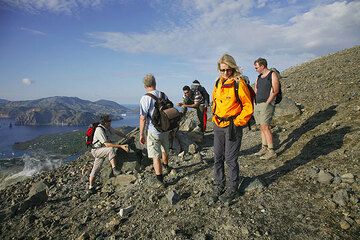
[0,125,137,189]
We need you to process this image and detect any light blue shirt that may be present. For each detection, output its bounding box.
[139,90,169,136]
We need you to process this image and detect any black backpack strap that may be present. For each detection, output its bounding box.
[213,78,221,115]
[215,78,220,88]
[234,80,241,106]
[145,93,158,101]
[93,125,107,147]
[268,70,279,93]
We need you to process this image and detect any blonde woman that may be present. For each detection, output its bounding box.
[211,53,254,204]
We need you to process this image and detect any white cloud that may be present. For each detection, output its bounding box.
[87,1,360,75]
[20,27,46,36]
[1,0,107,14]
[284,1,360,55]
[21,78,34,86]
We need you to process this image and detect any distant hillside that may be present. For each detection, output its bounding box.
[0,98,9,106]
[0,96,132,126]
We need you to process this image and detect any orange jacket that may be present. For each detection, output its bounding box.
[212,76,254,127]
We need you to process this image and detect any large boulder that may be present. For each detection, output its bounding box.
[274,97,301,122]
[17,181,49,213]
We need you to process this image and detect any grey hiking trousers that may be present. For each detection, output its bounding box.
[213,124,243,190]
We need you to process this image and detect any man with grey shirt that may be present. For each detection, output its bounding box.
[88,114,129,194]
[139,74,171,187]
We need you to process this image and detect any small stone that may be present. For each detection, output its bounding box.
[327,200,337,209]
[332,176,342,184]
[308,166,320,177]
[106,217,121,232]
[244,178,265,192]
[332,189,349,206]
[193,152,202,162]
[241,226,249,235]
[77,232,90,240]
[166,190,180,205]
[178,151,185,158]
[340,220,351,230]
[254,230,261,237]
[349,195,359,204]
[344,217,355,225]
[355,219,360,225]
[188,144,197,155]
[341,173,355,183]
[318,170,333,184]
[169,169,177,175]
[118,206,134,218]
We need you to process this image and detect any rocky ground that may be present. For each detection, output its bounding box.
[0,46,359,239]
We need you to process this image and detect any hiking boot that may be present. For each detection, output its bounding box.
[112,168,121,176]
[254,146,268,156]
[210,185,225,203]
[86,186,96,195]
[219,188,237,204]
[260,149,277,160]
[154,180,167,189]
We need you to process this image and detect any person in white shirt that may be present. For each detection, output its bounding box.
[139,74,171,187]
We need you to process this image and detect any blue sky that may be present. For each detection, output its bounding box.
[0,0,359,104]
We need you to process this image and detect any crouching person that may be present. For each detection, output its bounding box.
[88,114,129,194]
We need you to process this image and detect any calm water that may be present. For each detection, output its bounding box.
[0,114,139,159]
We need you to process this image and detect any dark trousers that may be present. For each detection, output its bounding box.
[196,105,207,132]
[213,124,243,190]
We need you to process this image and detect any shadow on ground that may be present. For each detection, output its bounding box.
[239,126,351,190]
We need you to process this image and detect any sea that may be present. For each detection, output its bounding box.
[0,113,139,188]
[0,114,139,159]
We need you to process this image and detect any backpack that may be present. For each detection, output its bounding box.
[146,92,181,132]
[191,84,210,106]
[269,68,283,104]
[85,122,106,147]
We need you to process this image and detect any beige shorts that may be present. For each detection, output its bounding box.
[254,102,275,125]
[147,131,170,159]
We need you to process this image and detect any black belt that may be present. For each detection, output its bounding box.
[214,114,239,141]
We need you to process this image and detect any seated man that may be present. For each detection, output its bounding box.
[177,85,207,132]
[88,114,129,194]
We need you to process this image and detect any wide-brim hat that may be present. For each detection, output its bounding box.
[101,114,112,123]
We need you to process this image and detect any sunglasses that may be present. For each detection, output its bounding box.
[220,68,233,73]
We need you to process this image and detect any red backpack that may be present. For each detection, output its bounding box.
[85,122,105,147]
